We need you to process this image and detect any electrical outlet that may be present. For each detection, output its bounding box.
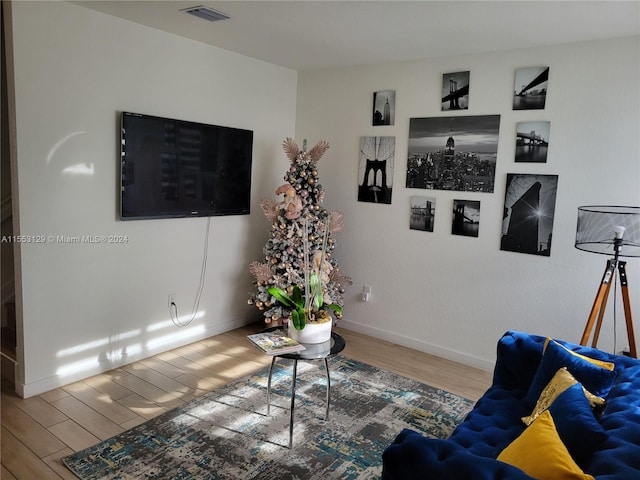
[362,285,372,302]
[168,293,176,308]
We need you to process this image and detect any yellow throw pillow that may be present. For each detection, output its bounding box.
[522,367,605,426]
[543,338,615,371]
[498,410,596,480]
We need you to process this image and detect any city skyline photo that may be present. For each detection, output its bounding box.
[406,115,501,192]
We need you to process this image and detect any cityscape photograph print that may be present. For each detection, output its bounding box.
[406,115,500,193]
[372,90,395,126]
[500,173,558,256]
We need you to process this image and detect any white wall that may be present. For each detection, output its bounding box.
[9,2,639,396]
[296,36,640,370]
[10,1,297,397]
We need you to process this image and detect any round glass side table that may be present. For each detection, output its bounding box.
[261,326,346,448]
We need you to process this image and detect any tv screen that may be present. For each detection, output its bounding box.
[120,112,253,220]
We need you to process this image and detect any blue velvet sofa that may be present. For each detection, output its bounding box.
[382,331,640,479]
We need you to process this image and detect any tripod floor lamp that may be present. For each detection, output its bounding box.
[575,206,640,358]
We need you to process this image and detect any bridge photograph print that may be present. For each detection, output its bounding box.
[409,195,436,232]
[515,121,550,163]
[441,71,470,111]
[513,66,549,110]
[358,136,395,204]
[452,199,480,238]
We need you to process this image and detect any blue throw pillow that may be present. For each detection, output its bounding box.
[524,340,616,408]
[548,383,608,464]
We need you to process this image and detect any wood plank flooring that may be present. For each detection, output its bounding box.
[1,324,493,479]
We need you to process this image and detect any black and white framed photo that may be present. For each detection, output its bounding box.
[513,66,549,110]
[500,173,558,256]
[410,195,436,232]
[372,90,395,126]
[406,115,500,193]
[515,121,550,163]
[452,199,480,237]
[358,136,395,204]
[441,71,470,111]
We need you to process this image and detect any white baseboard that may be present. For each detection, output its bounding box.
[337,319,494,373]
[15,317,251,398]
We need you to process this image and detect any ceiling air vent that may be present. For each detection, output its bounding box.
[181,5,231,22]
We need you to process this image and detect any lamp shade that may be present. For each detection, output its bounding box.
[575,205,640,257]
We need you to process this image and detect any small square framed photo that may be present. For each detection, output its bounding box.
[515,121,550,163]
[513,67,549,110]
[452,199,480,237]
[372,90,395,126]
[441,71,470,111]
[410,195,436,232]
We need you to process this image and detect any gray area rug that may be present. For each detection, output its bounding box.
[63,356,474,479]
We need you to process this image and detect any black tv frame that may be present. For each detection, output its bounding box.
[119,111,253,220]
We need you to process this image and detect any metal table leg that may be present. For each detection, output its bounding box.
[288,359,331,447]
[323,357,330,420]
[288,359,298,449]
[267,356,276,416]
[267,357,300,449]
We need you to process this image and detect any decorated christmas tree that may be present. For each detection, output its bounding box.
[249,138,351,327]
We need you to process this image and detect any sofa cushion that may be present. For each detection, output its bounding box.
[522,367,605,426]
[524,339,617,408]
[544,339,615,371]
[546,383,608,464]
[497,410,595,480]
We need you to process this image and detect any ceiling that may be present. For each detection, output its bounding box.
[74,1,640,71]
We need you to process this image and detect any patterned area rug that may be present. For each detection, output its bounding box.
[63,356,474,480]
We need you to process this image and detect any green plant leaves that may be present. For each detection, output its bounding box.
[291,309,306,330]
[309,272,323,311]
[268,280,340,330]
[324,303,343,315]
[291,286,303,307]
[267,287,294,307]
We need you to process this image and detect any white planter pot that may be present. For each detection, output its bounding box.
[289,317,332,344]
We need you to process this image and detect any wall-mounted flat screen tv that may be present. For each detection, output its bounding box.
[120,112,253,220]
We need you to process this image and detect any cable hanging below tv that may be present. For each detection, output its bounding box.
[120,111,253,220]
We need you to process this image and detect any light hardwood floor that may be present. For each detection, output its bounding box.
[1,324,493,480]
